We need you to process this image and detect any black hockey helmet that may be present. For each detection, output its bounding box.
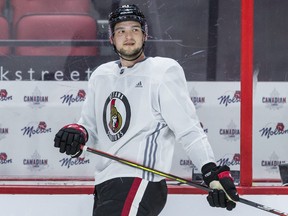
[108,4,147,37]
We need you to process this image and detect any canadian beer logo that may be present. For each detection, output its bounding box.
[23,86,48,109]
[189,87,205,109]
[60,89,86,106]
[21,121,52,138]
[179,159,198,172]
[103,91,131,142]
[179,159,196,168]
[219,120,240,141]
[218,90,240,107]
[23,151,48,171]
[0,89,12,101]
[259,122,288,139]
[262,88,286,110]
[261,151,286,174]
[0,124,9,141]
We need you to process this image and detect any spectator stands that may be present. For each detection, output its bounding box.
[0,0,98,56]
[10,0,90,28]
[15,14,97,56]
[0,0,9,56]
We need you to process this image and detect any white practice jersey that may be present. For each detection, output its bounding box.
[78,56,215,184]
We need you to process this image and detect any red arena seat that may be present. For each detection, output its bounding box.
[0,0,5,13]
[15,14,97,56]
[10,0,90,28]
[0,16,10,56]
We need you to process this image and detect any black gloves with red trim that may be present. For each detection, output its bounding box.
[54,124,88,158]
[202,162,239,211]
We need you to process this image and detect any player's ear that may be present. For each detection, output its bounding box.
[144,33,148,41]
[109,36,114,45]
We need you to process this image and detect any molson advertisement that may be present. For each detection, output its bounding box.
[0,81,287,182]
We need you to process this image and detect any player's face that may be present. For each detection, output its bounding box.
[112,21,146,60]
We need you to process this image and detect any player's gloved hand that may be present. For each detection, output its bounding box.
[202,162,239,211]
[54,124,88,158]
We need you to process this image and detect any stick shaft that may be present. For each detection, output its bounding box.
[81,145,288,216]
[82,145,210,192]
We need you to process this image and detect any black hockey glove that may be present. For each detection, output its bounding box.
[54,124,88,158]
[202,162,239,211]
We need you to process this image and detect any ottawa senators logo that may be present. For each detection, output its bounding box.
[103,91,131,142]
[109,99,122,133]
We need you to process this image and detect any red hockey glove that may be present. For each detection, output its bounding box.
[54,124,88,158]
[202,162,239,211]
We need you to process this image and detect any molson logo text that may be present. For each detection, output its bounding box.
[217,153,240,167]
[60,89,86,106]
[259,122,288,139]
[21,121,52,138]
[59,157,90,169]
[218,90,240,107]
[0,89,13,101]
[0,152,12,164]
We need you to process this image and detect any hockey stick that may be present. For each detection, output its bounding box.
[81,145,288,216]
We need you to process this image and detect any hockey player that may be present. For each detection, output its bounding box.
[54,4,239,216]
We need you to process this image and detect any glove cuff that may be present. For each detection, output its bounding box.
[202,163,232,186]
[201,162,217,175]
[63,124,89,142]
[201,162,217,186]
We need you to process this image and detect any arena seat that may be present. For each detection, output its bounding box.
[0,0,5,14]
[15,14,97,56]
[0,16,10,56]
[10,0,90,28]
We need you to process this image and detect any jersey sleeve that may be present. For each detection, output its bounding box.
[157,61,215,170]
[77,76,98,147]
